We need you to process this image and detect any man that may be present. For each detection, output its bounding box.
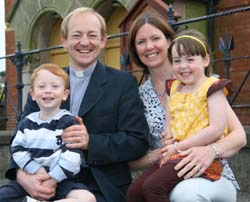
[1,7,149,202]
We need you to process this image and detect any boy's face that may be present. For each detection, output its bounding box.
[30,69,69,112]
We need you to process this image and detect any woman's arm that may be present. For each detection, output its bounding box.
[129,148,162,170]
[213,101,247,158]
[174,102,246,179]
[129,131,175,170]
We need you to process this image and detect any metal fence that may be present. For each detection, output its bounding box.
[1,4,250,127]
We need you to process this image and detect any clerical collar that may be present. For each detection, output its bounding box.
[69,62,96,78]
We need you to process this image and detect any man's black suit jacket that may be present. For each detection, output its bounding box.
[6,61,149,202]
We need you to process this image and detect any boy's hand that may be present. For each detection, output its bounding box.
[42,178,58,189]
[36,167,48,175]
[16,169,55,200]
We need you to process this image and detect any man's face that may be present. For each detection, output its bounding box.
[62,12,107,70]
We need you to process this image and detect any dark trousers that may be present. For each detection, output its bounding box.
[127,160,183,202]
[0,180,126,202]
[0,179,92,202]
[0,180,27,202]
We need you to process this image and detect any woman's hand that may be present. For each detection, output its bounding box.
[159,144,177,166]
[161,130,175,147]
[62,116,89,150]
[149,148,163,164]
[129,148,162,170]
[17,169,56,200]
[174,145,216,179]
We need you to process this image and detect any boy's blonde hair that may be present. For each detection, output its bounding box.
[30,63,69,89]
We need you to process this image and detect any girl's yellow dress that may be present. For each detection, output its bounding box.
[167,77,231,180]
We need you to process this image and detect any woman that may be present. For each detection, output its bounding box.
[128,13,246,202]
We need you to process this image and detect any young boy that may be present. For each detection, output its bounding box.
[6,64,96,202]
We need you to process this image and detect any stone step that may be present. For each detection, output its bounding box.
[0,130,250,201]
[0,178,249,201]
[0,179,8,186]
[238,192,250,202]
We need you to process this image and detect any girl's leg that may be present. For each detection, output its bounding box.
[143,161,183,202]
[169,177,237,202]
[54,189,96,202]
[126,164,159,202]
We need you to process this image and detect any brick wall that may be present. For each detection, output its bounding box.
[5,0,18,130]
[5,29,18,130]
[214,1,250,125]
[4,0,250,127]
[5,0,15,16]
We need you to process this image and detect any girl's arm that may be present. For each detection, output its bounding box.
[174,101,246,179]
[176,90,227,151]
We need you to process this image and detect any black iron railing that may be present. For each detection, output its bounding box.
[1,4,250,124]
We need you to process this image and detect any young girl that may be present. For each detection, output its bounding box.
[5,64,96,202]
[126,29,232,202]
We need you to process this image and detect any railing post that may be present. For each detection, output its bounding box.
[219,32,234,79]
[11,41,25,121]
[120,49,130,71]
[167,4,176,27]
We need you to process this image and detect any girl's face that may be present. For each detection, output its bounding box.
[135,23,171,70]
[171,44,210,86]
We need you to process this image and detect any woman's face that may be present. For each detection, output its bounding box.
[135,23,171,70]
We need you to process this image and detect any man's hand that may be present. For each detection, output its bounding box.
[174,145,215,179]
[62,116,89,150]
[17,169,56,200]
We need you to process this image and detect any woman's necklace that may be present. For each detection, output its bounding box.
[156,91,166,97]
[151,75,167,98]
[152,80,166,97]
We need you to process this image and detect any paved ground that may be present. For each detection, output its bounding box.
[0,179,249,201]
[238,192,250,202]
